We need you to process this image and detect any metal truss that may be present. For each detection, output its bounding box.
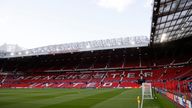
[151,0,192,44]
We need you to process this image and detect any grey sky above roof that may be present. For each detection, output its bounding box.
[0,0,153,49]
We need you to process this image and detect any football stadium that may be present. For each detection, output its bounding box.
[0,0,192,108]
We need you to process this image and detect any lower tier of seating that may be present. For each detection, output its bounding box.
[0,66,191,92]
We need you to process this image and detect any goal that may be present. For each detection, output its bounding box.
[141,83,153,108]
[142,83,153,99]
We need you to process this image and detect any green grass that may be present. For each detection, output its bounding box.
[0,88,176,108]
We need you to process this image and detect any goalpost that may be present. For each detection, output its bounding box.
[141,83,153,108]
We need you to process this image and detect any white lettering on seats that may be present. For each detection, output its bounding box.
[103,82,112,87]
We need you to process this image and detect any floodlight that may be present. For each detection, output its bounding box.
[56,48,60,52]
[25,51,29,55]
[10,52,14,56]
[86,44,91,48]
[160,33,167,43]
[130,40,135,45]
[18,52,22,55]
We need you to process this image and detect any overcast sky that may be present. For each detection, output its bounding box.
[0,0,153,49]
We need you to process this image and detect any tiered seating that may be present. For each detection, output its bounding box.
[0,49,191,96]
[122,71,140,81]
[0,71,141,88]
[0,65,191,90]
[0,75,4,83]
[104,71,122,82]
[152,66,192,99]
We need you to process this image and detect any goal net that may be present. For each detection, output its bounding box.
[142,83,153,99]
[141,83,153,108]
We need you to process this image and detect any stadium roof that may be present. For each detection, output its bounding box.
[0,36,149,58]
[150,0,192,44]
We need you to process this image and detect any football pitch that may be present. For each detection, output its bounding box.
[0,88,177,108]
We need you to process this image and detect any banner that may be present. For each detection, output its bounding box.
[173,94,192,108]
[166,92,174,100]
[156,89,192,108]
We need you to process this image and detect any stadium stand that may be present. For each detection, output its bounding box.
[0,0,192,107]
[0,1,191,106]
[0,40,191,103]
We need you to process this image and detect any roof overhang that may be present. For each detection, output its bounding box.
[150,0,192,45]
[1,36,149,58]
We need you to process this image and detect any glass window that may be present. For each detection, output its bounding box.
[157,18,161,24]
[185,27,190,31]
[159,6,164,13]
[156,25,159,30]
[171,31,175,35]
[165,22,171,27]
[163,2,172,13]
[159,29,163,34]
[160,0,166,3]
[156,31,159,35]
[168,36,172,40]
[173,12,181,19]
[169,26,174,31]
[173,25,179,30]
[180,10,188,18]
[171,1,177,11]
[159,23,165,29]
[186,1,192,7]
[167,14,174,21]
[163,28,168,32]
[166,32,171,36]
[170,20,177,26]
[176,19,182,24]
[161,16,167,23]
[189,16,192,21]
[190,9,192,15]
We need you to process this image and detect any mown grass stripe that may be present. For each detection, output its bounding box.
[92,89,140,108]
[0,91,80,108]
[42,89,126,108]
[0,89,112,108]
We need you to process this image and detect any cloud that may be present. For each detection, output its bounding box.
[0,16,8,24]
[144,0,153,8]
[0,18,6,24]
[96,0,135,12]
